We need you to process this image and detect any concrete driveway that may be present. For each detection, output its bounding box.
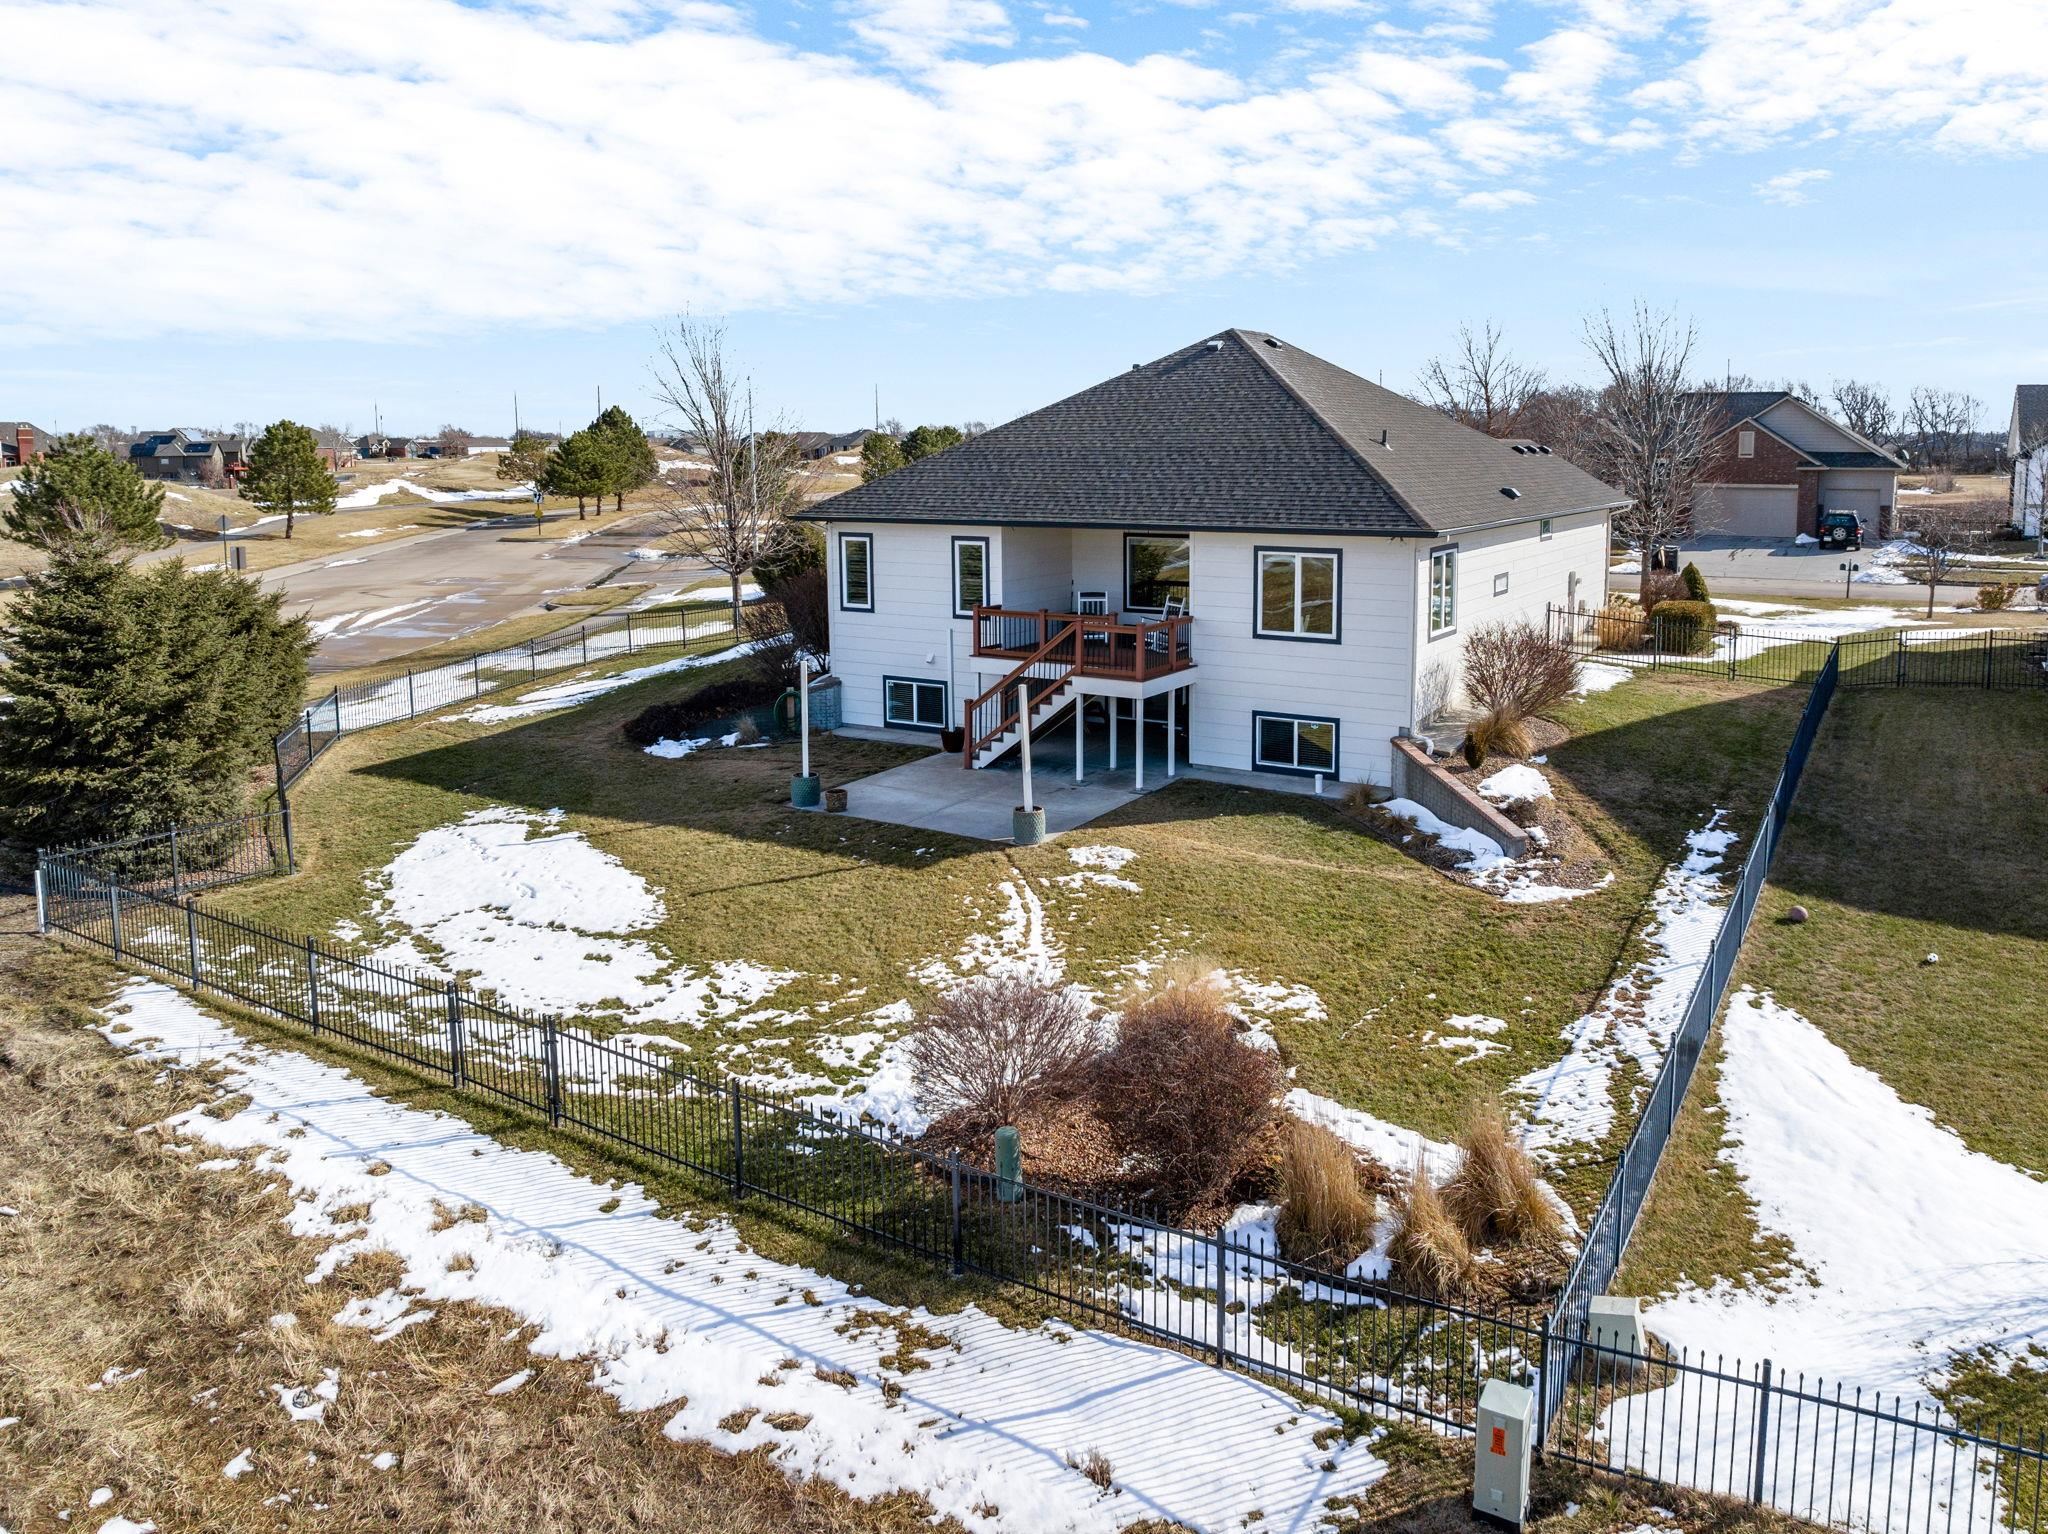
[1622,535,1982,604]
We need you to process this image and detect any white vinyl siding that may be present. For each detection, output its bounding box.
[824,522,996,730]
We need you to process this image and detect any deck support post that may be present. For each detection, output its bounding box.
[1167,687,1178,778]
[1109,699,1118,770]
[1134,701,1145,791]
[1074,691,1084,783]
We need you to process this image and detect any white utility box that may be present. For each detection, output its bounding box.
[1587,1294,1645,1366]
[1474,1377,1534,1528]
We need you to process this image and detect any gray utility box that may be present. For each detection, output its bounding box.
[1587,1295,1646,1367]
[1474,1378,1534,1528]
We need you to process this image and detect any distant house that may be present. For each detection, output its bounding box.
[798,329,1622,788]
[464,435,512,455]
[130,429,227,485]
[1693,391,1904,543]
[2007,386,2047,539]
[0,420,51,467]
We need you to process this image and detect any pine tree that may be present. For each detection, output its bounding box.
[859,432,906,482]
[498,432,553,489]
[544,430,610,519]
[3,434,167,549]
[592,405,657,514]
[901,424,964,462]
[0,541,313,854]
[241,419,338,539]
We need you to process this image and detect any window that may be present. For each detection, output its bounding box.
[952,536,988,618]
[884,677,948,731]
[1428,546,1458,637]
[1253,712,1339,777]
[839,533,873,611]
[1738,430,1756,459]
[1254,548,1340,641]
[1539,518,1553,540]
[1493,571,1510,597]
[1125,533,1190,612]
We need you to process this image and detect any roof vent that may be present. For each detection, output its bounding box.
[1205,337,1223,351]
[1379,428,1391,449]
[1264,336,1284,349]
[1538,445,1553,455]
[1500,487,1522,499]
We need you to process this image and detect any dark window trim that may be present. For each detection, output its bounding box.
[950,535,990,619]
[882,675,948,732]
[1123,530,1191,615]
[1252,544,1343,645]
[1428,542,1459,639]
[838,532,874,612]
[1251,711,1341,778]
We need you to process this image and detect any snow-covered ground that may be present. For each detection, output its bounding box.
[97,978,1389,1534]
[334,477,533,510]
[454,640,763,723]
[1608,988,2048,1529]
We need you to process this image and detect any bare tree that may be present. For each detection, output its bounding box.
[909,974,1099,1130]
[1520,383,1603,469]
[437,423,475,459]
[1826,380,1892,446]
[648,315,806,626]
[1898,498,1997,617]
[1906,387,1981,470]
[1583,304,1717,602]
[1418,321,1546,438]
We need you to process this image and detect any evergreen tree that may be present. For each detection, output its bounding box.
[859,432,906,482]
[544,430,609,519]
[592,405,657,514]
[901,424,964,462]
[751,522,824,589]
[241,419,338,539]
[1680,561,1712,603]
[0,540,313,853]
[498,431,553,489]
[3,434,166,549]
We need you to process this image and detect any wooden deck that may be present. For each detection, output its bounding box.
[970,607,1194,681]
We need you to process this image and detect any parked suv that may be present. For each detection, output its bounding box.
[1817,509,1863,550]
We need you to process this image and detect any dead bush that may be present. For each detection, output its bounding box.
[1978,582,2021,612]
[1091,982,1280,1210]
[909,974,1099,1131]
[1274,1120,1379,1268]
[1640,568,1690,609]
[1461,621,1579,726]
[1593,602,1643,652]
[1441,1101,1562,1248]
[1388,1155,1475,1299]
[732,714,763,745]
[1464,709,1533,765]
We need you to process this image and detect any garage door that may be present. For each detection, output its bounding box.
[1820,487,1880,521]
[1697,484,1798,538]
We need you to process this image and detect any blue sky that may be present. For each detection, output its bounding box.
[3,0,2044,438]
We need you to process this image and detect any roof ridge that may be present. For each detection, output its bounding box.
[1224,329,1430,531]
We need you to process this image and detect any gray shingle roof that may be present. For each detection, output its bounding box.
[2013,385,2048,451]
[1807,449,1899,469]
[800,329,1626,537]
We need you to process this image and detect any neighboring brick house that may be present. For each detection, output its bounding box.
[1692,391,1903,541]
[1,420,51,467]
[130,429,228,484]
[2006,385,2047,539]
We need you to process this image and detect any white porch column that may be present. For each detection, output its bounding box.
[1109,698,1118,770]
[1167,687,1178,778]
[1017,682,1035,812]
[1074,692,1084,782]
[1133,701,1144,790]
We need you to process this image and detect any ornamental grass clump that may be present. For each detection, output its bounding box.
[1274,1120,1379,1268]
[1388,1154,1475,1299]
[1441,1100,1563,1248]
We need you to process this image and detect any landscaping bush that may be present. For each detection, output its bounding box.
[1441,1101,1563,1248]
[1388,1155,1474,1299]
[909,974,1099,1131]
[1649,598,1717,655]
[1680,561,1712,603]
[1640,568,1690,609]
[1462,620,1580,723]
[1274,1120,1379,1268]
[620,676,782,746]
[1091,980,1280,1210]
[1978,582,2021,612]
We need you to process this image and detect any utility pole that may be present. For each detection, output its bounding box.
[513,393,521,439]
[873,384,879,432]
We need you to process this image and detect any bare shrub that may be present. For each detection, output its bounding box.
[1388,1155,1474,1298]
[1922,469,1957,494]
[1462,621,1580,724]
[1441,1101,1562,1248]
[769,565,830,666]
[739,598,798,687]
[909,975,1099,1131]
[1639,568,1690,609]
[1978,581,2021,612]
[732,715,763,745]
[1274,1120,1379,1268]
[1594,602,1643,652]
[1091,982,1280,1210]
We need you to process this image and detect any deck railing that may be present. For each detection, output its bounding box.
[970,605,1193,681]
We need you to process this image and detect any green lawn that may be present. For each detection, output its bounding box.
[205,645,1809,1224]
[1622,685,2048,1297]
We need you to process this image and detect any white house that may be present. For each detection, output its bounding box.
[2008,385,2047,540]
[798,330,1624,791]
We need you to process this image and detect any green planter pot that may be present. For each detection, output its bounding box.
[790,774,822,808]
[1012,806,1046,846]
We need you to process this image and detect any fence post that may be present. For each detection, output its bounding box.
[446,981,465,1089]
[580,624,588,665]
[280,802,296,874]
[729,1080,745,1196]
[109,881,122,958]
[1212,1227,1230,1366]
[1535,1315,1553,1451]
[625,609,634,654]
[304,937,321,1033]
[273,733,288,800]
[1751,1359,1775,1503]
[543,1016,562,1126]
[406,668,417,717]
[169,826,182,899]
[185,898,201,985]
[529,640,538,679]
[1984,628,1994,689]
[33,857,48,935]
[472,654,481,697]
[948,1151,964,1277]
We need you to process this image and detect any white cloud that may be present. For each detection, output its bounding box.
[1038,7,1088,25]
[1754,167,1831,205]
[1457,186,1536,210]
[849,0,1014,65]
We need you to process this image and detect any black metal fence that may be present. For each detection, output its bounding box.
[1838,626,2048,690]
[277,599,751,790]
[45,811,295,898]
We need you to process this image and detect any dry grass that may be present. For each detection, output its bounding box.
[1386,1155,1474,1299]
[1441,1100,1564,1248]
[0,905,960,1534]
[1273,1120,1380,1268]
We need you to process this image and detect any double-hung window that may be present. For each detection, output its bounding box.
[839,532,873,611]
[952,536,988,619]
[1254,548,1339,641]
[884,677,948,730]
[1428,545,1458,637]
[1253,712,1338,776]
